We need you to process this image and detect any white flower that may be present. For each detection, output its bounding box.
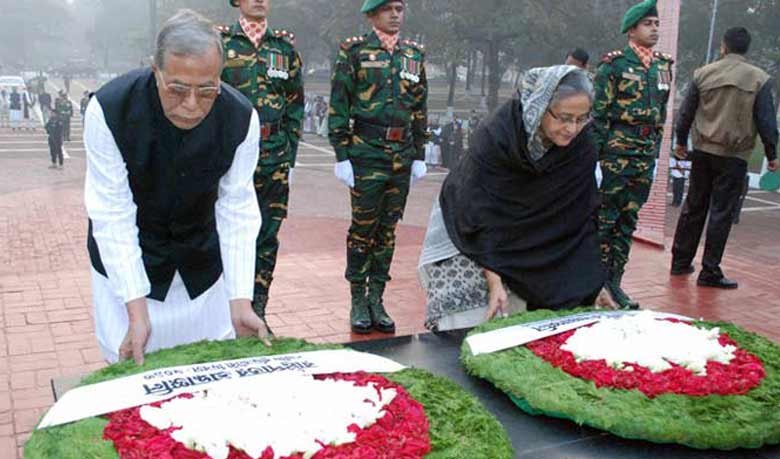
[140,375,396,459]
[561,311,736,376]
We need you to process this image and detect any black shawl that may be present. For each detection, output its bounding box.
[440,98,605,309]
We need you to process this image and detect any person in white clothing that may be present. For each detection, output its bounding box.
[84,9,269,365]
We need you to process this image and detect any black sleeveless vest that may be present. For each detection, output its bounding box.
[87,68,254,301]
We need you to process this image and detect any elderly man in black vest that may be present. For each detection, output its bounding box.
[85,9,268,365]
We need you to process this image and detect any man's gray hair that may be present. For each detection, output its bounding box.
[154,9,224,70]
[551,69,594,105]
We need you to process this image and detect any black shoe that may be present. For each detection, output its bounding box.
[670,264,695,276]
[697,275,738,289]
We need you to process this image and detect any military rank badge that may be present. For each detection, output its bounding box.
[400,57,421,83]
[267,52,289,80]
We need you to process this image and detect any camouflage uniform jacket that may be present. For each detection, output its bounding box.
[328,31,428,163]
[220,22,304,165]
[592,46,674,158]
[55,97,73,117]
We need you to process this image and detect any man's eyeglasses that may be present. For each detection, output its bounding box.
[156,71,220,103]
[547,109,591,127]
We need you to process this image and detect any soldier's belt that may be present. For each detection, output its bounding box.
[613,123,658,137]
[260,121,283,141]
[354,119,411,143]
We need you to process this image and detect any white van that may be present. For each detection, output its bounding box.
[0,75,26,93]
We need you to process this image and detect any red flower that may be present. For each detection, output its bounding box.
[104,373,431,459]
[526,321,766,398]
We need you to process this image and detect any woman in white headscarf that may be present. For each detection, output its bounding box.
[419,66,611,331]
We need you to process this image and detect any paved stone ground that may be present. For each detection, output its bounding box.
[2,79,780,458]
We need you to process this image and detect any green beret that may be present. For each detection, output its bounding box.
[361,0,404,14]
[621,0,658,34]
[229,0,238,6]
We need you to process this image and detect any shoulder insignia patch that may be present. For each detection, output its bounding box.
[601,50,624,64]
[653,51,675,63]
[401,39,425,52]
[273,29,296,45]
[340,35,366,50]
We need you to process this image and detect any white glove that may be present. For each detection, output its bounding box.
[411,160,427,184]
[334,160,355,188]
[288,167,294,186]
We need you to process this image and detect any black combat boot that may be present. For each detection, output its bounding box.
[367,281,395,333]
[350,282,372,334]
[605,270,640,310]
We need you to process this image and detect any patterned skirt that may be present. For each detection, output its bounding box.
[422,254,526,332]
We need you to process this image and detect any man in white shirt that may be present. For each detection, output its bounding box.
[85,10,269,365]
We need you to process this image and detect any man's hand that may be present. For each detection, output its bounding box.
[673,144,688,160]
[119,298,151,365]
[767,159,779,172]
[230,299,272,346]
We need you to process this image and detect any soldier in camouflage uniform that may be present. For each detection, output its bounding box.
[329,0,428,334]
[54,90,73,142]
[220,0,304,330]
[593,0,673,309]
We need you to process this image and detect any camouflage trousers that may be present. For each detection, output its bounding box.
[598,155,656,275]
[253,161,291,299]
[346,155,412,284]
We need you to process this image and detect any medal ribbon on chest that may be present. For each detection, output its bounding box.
[268,52,290,80]
[657,67,671,91]
[400,56,420,84]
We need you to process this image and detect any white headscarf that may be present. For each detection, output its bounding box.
[520,65,581,161]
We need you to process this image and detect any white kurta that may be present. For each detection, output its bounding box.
[83,98,262,363]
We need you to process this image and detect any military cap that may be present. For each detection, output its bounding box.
[229,0,238,6]
[361,0,404,14]
[621,0,658,34]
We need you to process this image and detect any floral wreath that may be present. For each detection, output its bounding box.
[461,308,780,450]
[26,338,513,459]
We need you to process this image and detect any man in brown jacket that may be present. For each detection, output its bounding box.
[670,27,778,289]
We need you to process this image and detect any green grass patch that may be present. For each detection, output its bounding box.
[461,308,780,450]
[26,338,513,459]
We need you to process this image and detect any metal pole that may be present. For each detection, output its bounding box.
[705,0,719,63]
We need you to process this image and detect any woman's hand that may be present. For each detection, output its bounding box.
[485,269,509,320]
[595,287,617,309]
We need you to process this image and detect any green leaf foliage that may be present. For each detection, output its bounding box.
[26,338,513,459]
[461,308,780,450]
